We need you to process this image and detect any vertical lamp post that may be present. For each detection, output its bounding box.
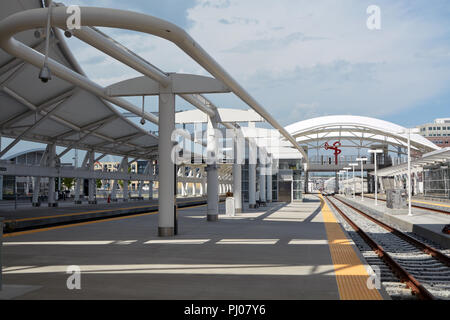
[337,171,341,194]
[343,167,351,196]
[339,170,345,195]
[336,171,341,194]
[337,171,342,194]
[349,163,358,199]
[368,149,383,205]
[356,157,368,201]
[397,128,420,216]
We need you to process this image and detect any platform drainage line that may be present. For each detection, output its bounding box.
[319,194,383,300]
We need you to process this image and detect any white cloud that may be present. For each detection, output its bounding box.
[66,0,450,125]
[184,0,450,124]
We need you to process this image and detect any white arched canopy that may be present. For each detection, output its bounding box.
[285,115,439,155]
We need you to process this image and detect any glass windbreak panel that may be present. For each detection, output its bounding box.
[293,190,302,200]
[242,165,249,202]
[272,174,278,201]
[423,162,450,199]
[292,169,303,200]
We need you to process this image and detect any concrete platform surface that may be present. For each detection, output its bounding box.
[0,196,383,300]
[365,194,450,213]
[336,195,450,248]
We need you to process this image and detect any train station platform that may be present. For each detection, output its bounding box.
[0,197,210,233]
[335,194,450,249]
[0,195,388,300]
[365,194,450,214]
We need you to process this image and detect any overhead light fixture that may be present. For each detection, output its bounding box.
[140,96,146,125]
[38,65,51,83]
[39,0,53,83]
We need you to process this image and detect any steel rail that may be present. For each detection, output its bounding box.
[324,195,435,300]
[333,196,450,267]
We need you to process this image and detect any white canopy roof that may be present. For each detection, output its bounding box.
[0,0,158,160]
[375,147,450,177]
[285,115,439,154]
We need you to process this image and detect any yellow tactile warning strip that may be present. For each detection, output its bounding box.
[4,204,158,223]
[412,199,450,208]
[319,194,384,300]
[3,203,207,238]
[366,195,450,209]
[4,199,204,223]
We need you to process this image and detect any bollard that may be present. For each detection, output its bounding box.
[226,197,235,216]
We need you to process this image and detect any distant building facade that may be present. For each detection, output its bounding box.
[1,149,56,199]
[94,160,152,191]
[417,118,450,148]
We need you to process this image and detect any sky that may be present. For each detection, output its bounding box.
[2,0,450,161]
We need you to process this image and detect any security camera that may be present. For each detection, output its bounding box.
[38,65,52,83]
[34,29,42,39]
[64,30,73,38]
[140,118,146,125]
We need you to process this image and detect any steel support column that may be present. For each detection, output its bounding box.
[233,163,242,213]
[149,163,154,200]
[138,161,149,200]
[88,150,96,204]
[206,116,219,222]
[74,152,89,204]
[248,141,257,208]
[267,156,272,203]
[259,163,266,205]
[158,90,175,236]
[47,143,57,207]
[32,148,48,206]
[123,158,129,202]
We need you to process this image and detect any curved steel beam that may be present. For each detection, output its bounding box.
[290,126,437,153]
[0,6,307,161]
[0,8,159,125]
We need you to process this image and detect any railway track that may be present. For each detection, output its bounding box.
[324,195,450,300]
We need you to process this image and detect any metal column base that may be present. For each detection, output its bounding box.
[249,204,257,209]
[235,208,242,213]
[48,203,58,207]
[32,202,41,207]
[158,227,174,237]
[207,214,218,222]
[74,200,82,204]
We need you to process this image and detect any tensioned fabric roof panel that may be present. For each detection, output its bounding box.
[374,147,450,177]
[285,115,439,154]
[0,0,158,160]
